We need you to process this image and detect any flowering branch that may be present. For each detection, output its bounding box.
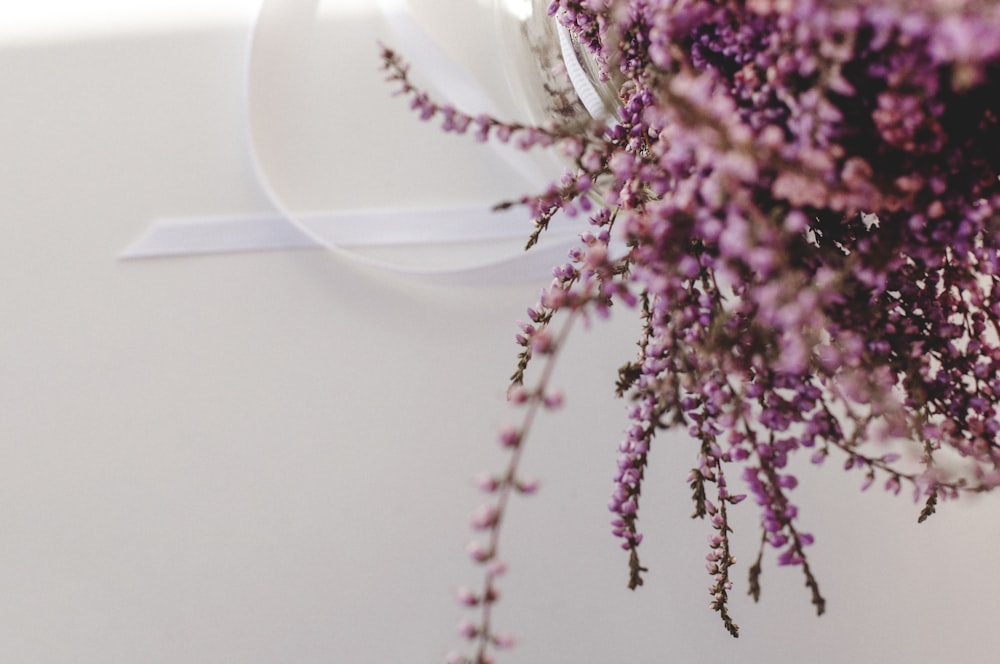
[450,223,628,663]
[382,0,1000,660]
[452,309,578,664]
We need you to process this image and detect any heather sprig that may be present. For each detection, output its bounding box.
[384,1,1000,661]
[447,235,624,664]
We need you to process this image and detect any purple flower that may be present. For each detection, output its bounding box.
[384,0,1000,659]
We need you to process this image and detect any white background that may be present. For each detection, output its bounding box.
[1,1,998,662]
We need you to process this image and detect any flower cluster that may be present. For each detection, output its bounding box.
[386,1,1000,662]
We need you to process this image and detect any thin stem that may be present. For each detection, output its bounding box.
[472,310,580,663]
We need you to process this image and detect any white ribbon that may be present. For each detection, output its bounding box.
[120,0,580,283]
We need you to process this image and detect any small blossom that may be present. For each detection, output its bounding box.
[470,503,500,530]
[515,476,541,494]
[455,586,479,607]
[466,540,493,564]
[542,390,565,409]
[498,426,521,449]
[474,472,500,493]
[492,633,517,650]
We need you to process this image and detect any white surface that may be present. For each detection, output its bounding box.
[1,2,999,663]
[0,0,260,44]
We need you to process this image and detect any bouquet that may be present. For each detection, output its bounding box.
[382,1,1000,661]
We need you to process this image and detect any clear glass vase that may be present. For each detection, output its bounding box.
[493,0,621,129]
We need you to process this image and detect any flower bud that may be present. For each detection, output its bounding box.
[470,503,500,530]
[457,619,479,640]
[466,540,493,563]
[498,426,521,449]
[455,586,479,607]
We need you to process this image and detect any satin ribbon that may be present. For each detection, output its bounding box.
[120,0,582,283]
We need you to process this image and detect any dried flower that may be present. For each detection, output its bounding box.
[384,0,1000,661]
